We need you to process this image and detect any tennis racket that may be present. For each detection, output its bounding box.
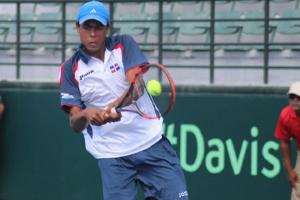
[113,63,176,119]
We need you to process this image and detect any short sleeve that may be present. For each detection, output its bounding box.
[59,61,83,113]
[121,35,148,72]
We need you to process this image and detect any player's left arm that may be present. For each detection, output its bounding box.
[105,35,148,112]
[121,35,148,101]
[105,66,145,113]
[125,66,145,99]
[69,106,121,132]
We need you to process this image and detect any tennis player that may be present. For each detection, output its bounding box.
[59,1,188,200]
[275,81,300,200]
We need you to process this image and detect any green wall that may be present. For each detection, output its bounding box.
[0,84,292,200]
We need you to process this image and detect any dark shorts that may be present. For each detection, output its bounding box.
[97,136,189,200]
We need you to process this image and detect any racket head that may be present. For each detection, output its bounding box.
[115,63,176,119]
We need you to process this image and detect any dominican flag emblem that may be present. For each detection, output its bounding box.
[110,63,120,73]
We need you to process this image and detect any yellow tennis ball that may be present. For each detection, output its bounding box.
[147,80,162,96]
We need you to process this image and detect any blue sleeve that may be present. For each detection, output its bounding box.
[121,35,149,72]
[59,60,83,113]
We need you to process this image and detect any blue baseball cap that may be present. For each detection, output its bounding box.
[76,1,109,25]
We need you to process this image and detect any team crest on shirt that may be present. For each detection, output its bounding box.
[110,63,120,73]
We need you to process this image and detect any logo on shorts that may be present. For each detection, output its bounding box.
[178,190,188,198]
[110,63,120,74]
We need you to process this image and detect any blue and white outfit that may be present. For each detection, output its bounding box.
[59,1,188,199]
[60,35,163,159]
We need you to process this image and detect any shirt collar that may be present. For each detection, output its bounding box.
[77,44,112,65]
[77,44,91,64]
[104,48,112,64]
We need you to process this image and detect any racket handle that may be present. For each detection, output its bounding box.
[111,107,120,113]
[111,107,116,113]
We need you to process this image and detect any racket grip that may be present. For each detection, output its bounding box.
[104,105,120,113]
[111,107,121,113]
[111,107,117,113]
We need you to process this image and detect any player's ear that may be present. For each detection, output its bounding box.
[106,23,111,31]
[106,23,112,36]
[76,22,80,33]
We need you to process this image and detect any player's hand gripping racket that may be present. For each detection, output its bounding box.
[113,63,176,119]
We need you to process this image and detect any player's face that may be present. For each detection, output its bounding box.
[77,20,108,57]
[289,94,300,110]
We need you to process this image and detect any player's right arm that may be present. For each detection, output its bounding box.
[280,139,298,188]
[69,106,91,133]
[69,106,121,133]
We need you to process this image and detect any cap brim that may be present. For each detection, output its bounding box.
[79,15,107,26]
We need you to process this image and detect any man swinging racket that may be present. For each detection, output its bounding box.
[59,1,188,200]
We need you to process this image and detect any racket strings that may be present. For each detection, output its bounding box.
[145,89,161,118]
[116,63,175,119]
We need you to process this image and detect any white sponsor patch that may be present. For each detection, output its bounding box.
[61,93,74,99]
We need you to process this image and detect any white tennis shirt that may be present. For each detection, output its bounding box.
[59,35,163,158]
